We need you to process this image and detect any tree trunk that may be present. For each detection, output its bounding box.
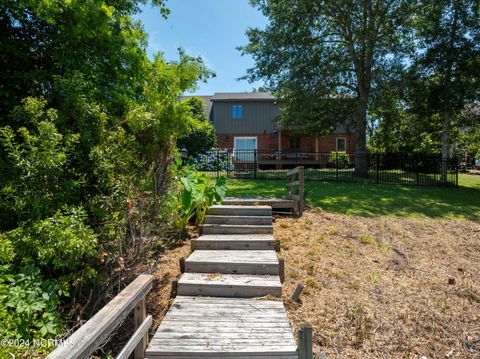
[355,95,368,177]
[441,113,450,184]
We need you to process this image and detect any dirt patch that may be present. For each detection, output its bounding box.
[276,211,480,358]
[147,239,192,330]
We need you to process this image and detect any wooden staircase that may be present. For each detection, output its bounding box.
[145,204,298,358]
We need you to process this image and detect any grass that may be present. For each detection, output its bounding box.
[226,174,480,220]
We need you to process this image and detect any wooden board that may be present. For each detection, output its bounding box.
[208,205,273,216]
[204,215,272,225]
[177,273,282,298]
[185,250,279,275]
[195,234,276,250]
[223,198,297,209]
[202,224,273,235]
[145,296,297,359]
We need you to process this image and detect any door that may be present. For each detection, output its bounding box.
[234,137,257,161]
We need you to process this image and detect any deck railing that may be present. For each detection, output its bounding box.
[47,274,153,359]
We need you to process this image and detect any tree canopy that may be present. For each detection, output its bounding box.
[240,0,415,156]
[177,97,217,157]
[240,0,480,173]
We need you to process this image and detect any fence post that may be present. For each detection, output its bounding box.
[254,149,257,179]
[376,153,379,184]
[298,324,313,359]
[227,149,231,178]
[455,157,459,187]
[416,156,420,186]
[299,166,305,215]
[336,151,339,181]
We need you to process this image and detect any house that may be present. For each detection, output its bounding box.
[195,92,356,156]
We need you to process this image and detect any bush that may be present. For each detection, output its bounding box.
[189,148,233,172]
[328,151,350,169]
[3,208,97,275]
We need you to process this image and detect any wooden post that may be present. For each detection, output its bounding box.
[298,166,305,215]
[292,283,304,302]
[190,239,196,252]
[298,324,313,359]
[279,257,285,283]
[133,298,147,359]
[170,280,178,298]
[179,258,185,273]
[275,239,281,252]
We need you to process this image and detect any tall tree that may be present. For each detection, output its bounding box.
[408,0,480,183]
[177,97,217,157]
[240,0,414,173]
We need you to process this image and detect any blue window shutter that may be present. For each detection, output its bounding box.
[232,105,237,119]
[238,105,243,119]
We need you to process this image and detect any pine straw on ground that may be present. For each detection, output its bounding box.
[147,239,192,331]
[277,210,480,358]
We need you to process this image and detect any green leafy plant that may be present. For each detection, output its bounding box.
[0,266,64,341]
[177,165,226,229]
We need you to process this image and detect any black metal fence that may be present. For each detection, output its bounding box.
[188,149,458,187]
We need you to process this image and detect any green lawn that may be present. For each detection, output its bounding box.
[226,174,480,220]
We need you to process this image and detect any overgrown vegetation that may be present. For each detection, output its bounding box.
[0,1,218,355]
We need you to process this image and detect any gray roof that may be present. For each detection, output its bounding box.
[181,92,279,118]
[210,92,277,101]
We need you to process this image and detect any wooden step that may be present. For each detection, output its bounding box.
[195,234,277,250]
[177,273,282,298]
[223,197,297,209]
[145,296,297,359]
[201,224,273,235]
[204,215,272,225]
[207,205,272,217]
[185,250,279,275]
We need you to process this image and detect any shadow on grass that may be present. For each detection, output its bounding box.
[226,177,480,220]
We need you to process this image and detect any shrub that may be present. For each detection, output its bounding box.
[189,148,233,172]
[328,151,350,169]
[3,208,97,275]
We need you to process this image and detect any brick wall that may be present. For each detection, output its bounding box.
[217,132,356,154]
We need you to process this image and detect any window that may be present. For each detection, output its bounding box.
[336,137,346,152]
[232,104,243,120]
[289,136,301,150]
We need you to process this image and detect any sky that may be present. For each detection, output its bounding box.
[136,0,268,95]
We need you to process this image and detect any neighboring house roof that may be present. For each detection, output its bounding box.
[210,92,277,101]
[181,92,279,121]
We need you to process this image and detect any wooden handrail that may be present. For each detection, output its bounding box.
[286,166,305,215]
[47,274,154,359]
